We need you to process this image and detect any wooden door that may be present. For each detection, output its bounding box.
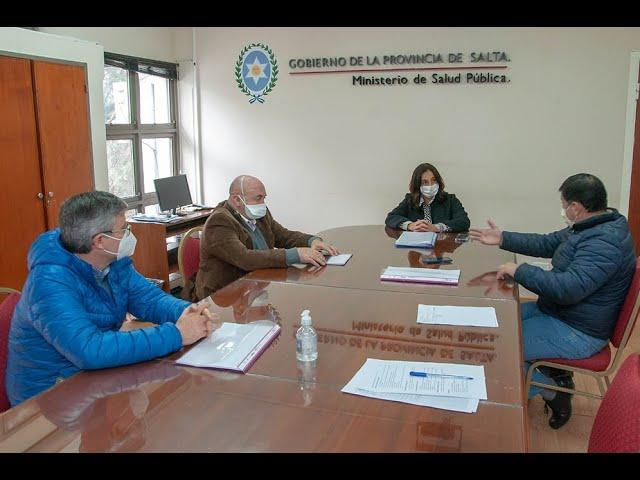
[32,60,94,228]
[0,56,48,290]
[629,67,640,254]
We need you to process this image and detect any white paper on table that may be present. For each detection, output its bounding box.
[417,305,499,328]
[341,377,479,413]
[291,253,353,268]
[325,253,353,266]
[350,358,487,400]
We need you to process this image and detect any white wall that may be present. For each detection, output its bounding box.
[173,28,200,202]
[195,27,640,241]
[0,27,108,189]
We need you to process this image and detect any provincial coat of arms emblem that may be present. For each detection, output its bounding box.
[235,43,278,104]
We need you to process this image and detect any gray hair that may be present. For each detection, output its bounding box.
[59,191,128,253]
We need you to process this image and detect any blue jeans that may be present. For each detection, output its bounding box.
[521,302,608,399]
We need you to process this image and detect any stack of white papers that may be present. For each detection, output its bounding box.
[380,266,460,285]
[395,231,438,248]
[417,305,499,328]
[342,358,487,413]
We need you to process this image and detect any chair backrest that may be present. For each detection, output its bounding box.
[0,291,21,413]
[178,226,203,286]
[588,354,640,452]
[611,258,640,348]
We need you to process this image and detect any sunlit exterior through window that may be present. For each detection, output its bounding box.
[103,54,179,213]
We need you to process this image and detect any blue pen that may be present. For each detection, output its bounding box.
[409,371,474,380]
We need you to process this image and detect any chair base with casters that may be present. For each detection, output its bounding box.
[525,257,640,401]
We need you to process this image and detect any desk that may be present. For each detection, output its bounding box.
[246,225,518,300]
[0,225,527,452]
[129,209,212,292]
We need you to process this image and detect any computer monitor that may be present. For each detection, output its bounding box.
[154,174,193,213]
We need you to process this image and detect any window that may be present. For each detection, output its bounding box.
[103,53,179,212]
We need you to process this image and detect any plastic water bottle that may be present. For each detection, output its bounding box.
[296,309,318,362]
[297,359,317,406]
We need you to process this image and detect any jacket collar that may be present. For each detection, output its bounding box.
[571,208,621,232]
[224,201,247,224]
[223,200,269,228]
[419,196,437,207]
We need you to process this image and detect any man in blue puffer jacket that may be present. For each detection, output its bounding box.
[470,173,636,430]
[6,191,219,406]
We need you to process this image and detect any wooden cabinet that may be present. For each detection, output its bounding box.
[0,55,94,290]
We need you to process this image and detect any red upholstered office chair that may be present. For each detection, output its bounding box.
[178,226,203,290]
[0,287,21,413]
[526,258,640,400]
[588,353,640,452]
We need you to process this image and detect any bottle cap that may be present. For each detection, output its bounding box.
[301,309,311,326]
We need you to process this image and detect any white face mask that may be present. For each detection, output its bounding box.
[421,183,439,197]
[560,207,575,228]
[239,196,267,220]
[238,176,267,219]
[102,229,138,260]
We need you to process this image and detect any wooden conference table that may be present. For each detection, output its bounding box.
[0,226,526,452]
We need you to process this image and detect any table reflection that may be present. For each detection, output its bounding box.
[416,417,463,452]
[37,362,186,452]
[210,280,282,326]
[466,271,515,297]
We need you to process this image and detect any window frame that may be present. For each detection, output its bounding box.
[105,57,180,213]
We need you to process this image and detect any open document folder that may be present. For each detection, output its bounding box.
[175,320,280,372]
[395,231,437,248]
[342,358,486,413]
[380,266,460,285]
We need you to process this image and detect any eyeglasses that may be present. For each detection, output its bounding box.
[101,224,131,236]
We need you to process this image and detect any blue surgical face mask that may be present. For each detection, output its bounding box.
[239,196,267,220]
[238,176,267,219]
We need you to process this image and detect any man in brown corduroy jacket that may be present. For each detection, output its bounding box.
[190,175,339,301]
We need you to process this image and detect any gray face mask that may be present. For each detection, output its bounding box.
[102,229,138,260]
